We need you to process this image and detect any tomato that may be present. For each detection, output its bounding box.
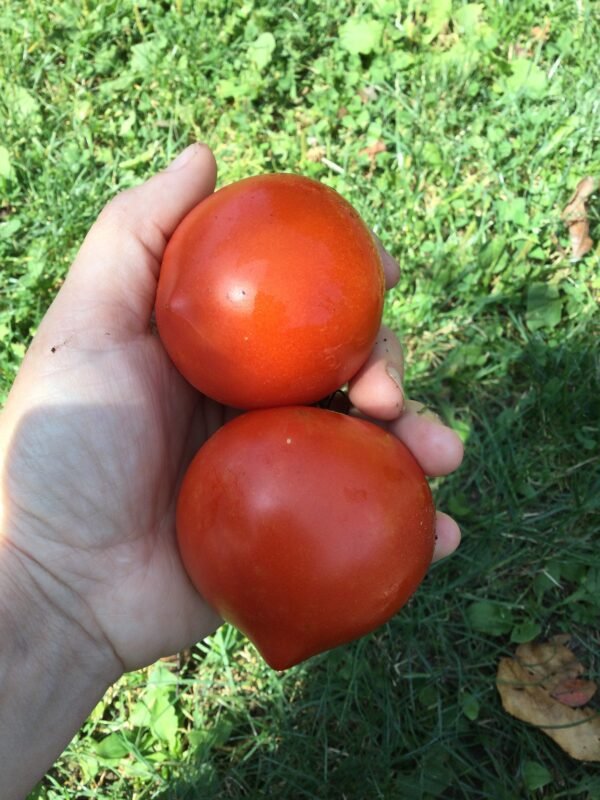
[176,406,435,670]
[156,174,384,409]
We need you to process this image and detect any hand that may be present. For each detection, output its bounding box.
[0,144,463,797]
[0,144,462,676]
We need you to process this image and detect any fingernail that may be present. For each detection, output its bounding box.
[386,365,403,390]
[165,143,202,172]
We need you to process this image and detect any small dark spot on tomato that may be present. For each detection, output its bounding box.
[51,346,56,353]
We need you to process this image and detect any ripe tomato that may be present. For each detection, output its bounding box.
[156,174,384,409]
[176,407,435,670]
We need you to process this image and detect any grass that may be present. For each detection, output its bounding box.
[1,0,599,797]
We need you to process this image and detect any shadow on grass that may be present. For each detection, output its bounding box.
[156,327,600,799]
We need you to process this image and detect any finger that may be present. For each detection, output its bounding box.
[373,234,400,289]
[432,511,461,562]
[390,400,464,477]
[51,144,218,334]
[348,324,404,421]
[89,142,218,266]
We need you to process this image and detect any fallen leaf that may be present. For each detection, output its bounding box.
[358,86,378,104]
[553,634,572,647]
[359,140,387,178]
[562,176,597,219]
[561,176,597,261]
[159,647,192,669]
[508,42,533,60]
[531,21,551,42]
[360,140,387,162]
[517,638,586,689]
[565,220,593,261]
[306,145,326,163]
[551,678,598,708]
[497,636,600,762]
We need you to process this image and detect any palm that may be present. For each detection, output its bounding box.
[5,328,221,670]
[2,148,226,670]
[73,334,223,670]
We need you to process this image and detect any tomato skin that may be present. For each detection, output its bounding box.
[156,174,384,409]
[176,407,435,670]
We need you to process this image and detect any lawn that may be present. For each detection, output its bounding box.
[1,0,599,797]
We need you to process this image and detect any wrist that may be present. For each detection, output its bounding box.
[0,539,122,799]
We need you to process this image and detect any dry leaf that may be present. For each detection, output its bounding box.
[497,636,600,762]
[561,176,597,261]
[306,145,326,163]
[358,86,378,104]
[359,140,387,178]
[552,634,572,646]
[551,678,598,708]
[508,42,533,60]
[159,647,194,673]
[562,176,597,220]
[360,140,387,162]
[531,21,551,42]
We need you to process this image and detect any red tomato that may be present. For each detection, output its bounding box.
[176,407,435,670]
[156,174,384,409]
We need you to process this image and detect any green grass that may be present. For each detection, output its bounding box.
[1,0,599,797]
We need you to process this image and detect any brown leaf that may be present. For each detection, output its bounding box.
[306,145,326,163]
[561,176,597,261]
[358,86,379,104]
[497,637,600,761]
[359,140,387,178]
[360,140,387,162]
[566,220,593,261]
[552,633,572,646]
[508,42,533,60]
[562,176,597,219]
[516,638,585,689]
[551,678,598,708]
[531,21,551,42]
[160,647,193,670]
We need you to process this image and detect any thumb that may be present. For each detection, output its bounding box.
[50,143,217,333]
